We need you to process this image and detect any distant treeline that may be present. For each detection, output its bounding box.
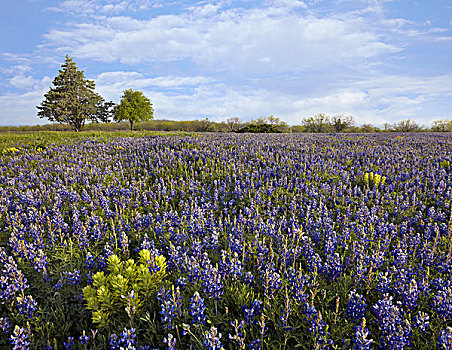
[2,115,452,133]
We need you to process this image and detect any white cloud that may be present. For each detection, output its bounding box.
[102,2,129,14]
[353,75,452,98]
[95,71,214,103]
[46,0,167,15]
[41,2,400,73]
[435,36,452,42]
[92,73,451,126]
[2,0,451,127]
[9,75,37,89]
[0,77,52,126]
[96,71,212,88]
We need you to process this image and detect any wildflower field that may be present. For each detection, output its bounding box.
[1,132,452,349]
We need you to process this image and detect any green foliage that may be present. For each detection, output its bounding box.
[364,172,386,188]
[393,119,423,132]
[37,55,113,132]
[82,250,167,328]
[302,113,332,133]
[236,124,281,133]
[331,115,354,132]
[431,119,452,132]
[114,89,154,131]
[440,160,450,168]
[2,147,20,155]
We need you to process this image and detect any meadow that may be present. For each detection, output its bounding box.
[1,132,452,349]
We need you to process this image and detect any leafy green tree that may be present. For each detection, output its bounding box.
[114,89,154,131]
[360,123,379,133]
[330,115,354,132]
[249,117,268,125]
[431,119,452,132]
[37,55,112,132]
[302,113,331,133]
[226,117,242,132]
[393,119,422,132]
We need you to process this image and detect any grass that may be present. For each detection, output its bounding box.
[0,130,195,151]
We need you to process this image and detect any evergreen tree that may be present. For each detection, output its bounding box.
[37,55,113,132]
[114,89,154,131]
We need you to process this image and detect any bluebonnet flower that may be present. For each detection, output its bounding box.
[431,280,452,320]
[279,296,293,332]
[201,267,223,301]
[54,270,82,290]
[84,252,96,270]
[243,271,254,286]
[417,274,431,297]
[303,302,333,348]
[249,339,262,350]
[109,333,119,349]
[140,234,160,257]
[163,333,176,350]
[0,317,10,333]
[324,252,343,281]
[120,328,137,348]
[414,311,429,333]
[345,290,367,324]
[157,286,183,330]
[242,299,263,325]
[376,272,392,294]
[17,295,38,318]
[228,319,245,348]
[373,294,411,349]
[66,270,81,285]
[438,327,452,349]
[79,330,90,345]
[353,319,373,350]
[262,268,282,300]
[32,249,48,272]
[189,291,207,325]
[10,325,30,350]
[167,244,187,273]
[0,248,29,302]
[119,231,129,255]
[285,268,310,304]
[63,336,75,350]
[203,326,223,350]
[219,250,243,280]
[97,244,114,270]
[175,277,187,290]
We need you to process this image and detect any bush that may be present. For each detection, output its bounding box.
[236,124,281,133]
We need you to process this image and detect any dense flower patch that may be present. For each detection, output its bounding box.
[1,133,452,349]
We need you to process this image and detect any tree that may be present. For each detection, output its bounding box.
[360,123,378,133]
[236,124,281,133]
[37,55,110,132]
[249,117,268,125]
[393,119,422,132]
[114,89,154,131]
[383,123,393,132]
[95,98,116,123]
[226,117,242,132]
[431,119,452,132]
[330,115,354,133]
[267,115,283,125]
[302,113,331,133]
[192,118,212,132]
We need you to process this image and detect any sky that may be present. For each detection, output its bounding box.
[0,0,451,126]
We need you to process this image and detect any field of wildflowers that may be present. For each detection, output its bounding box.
[1,132,452,349]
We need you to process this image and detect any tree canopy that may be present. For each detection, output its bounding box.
[114,89,154,131]
[37,55,113,132]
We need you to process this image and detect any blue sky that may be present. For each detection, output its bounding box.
[0,0,451,126]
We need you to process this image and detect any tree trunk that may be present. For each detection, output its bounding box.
[130,120,134,132]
